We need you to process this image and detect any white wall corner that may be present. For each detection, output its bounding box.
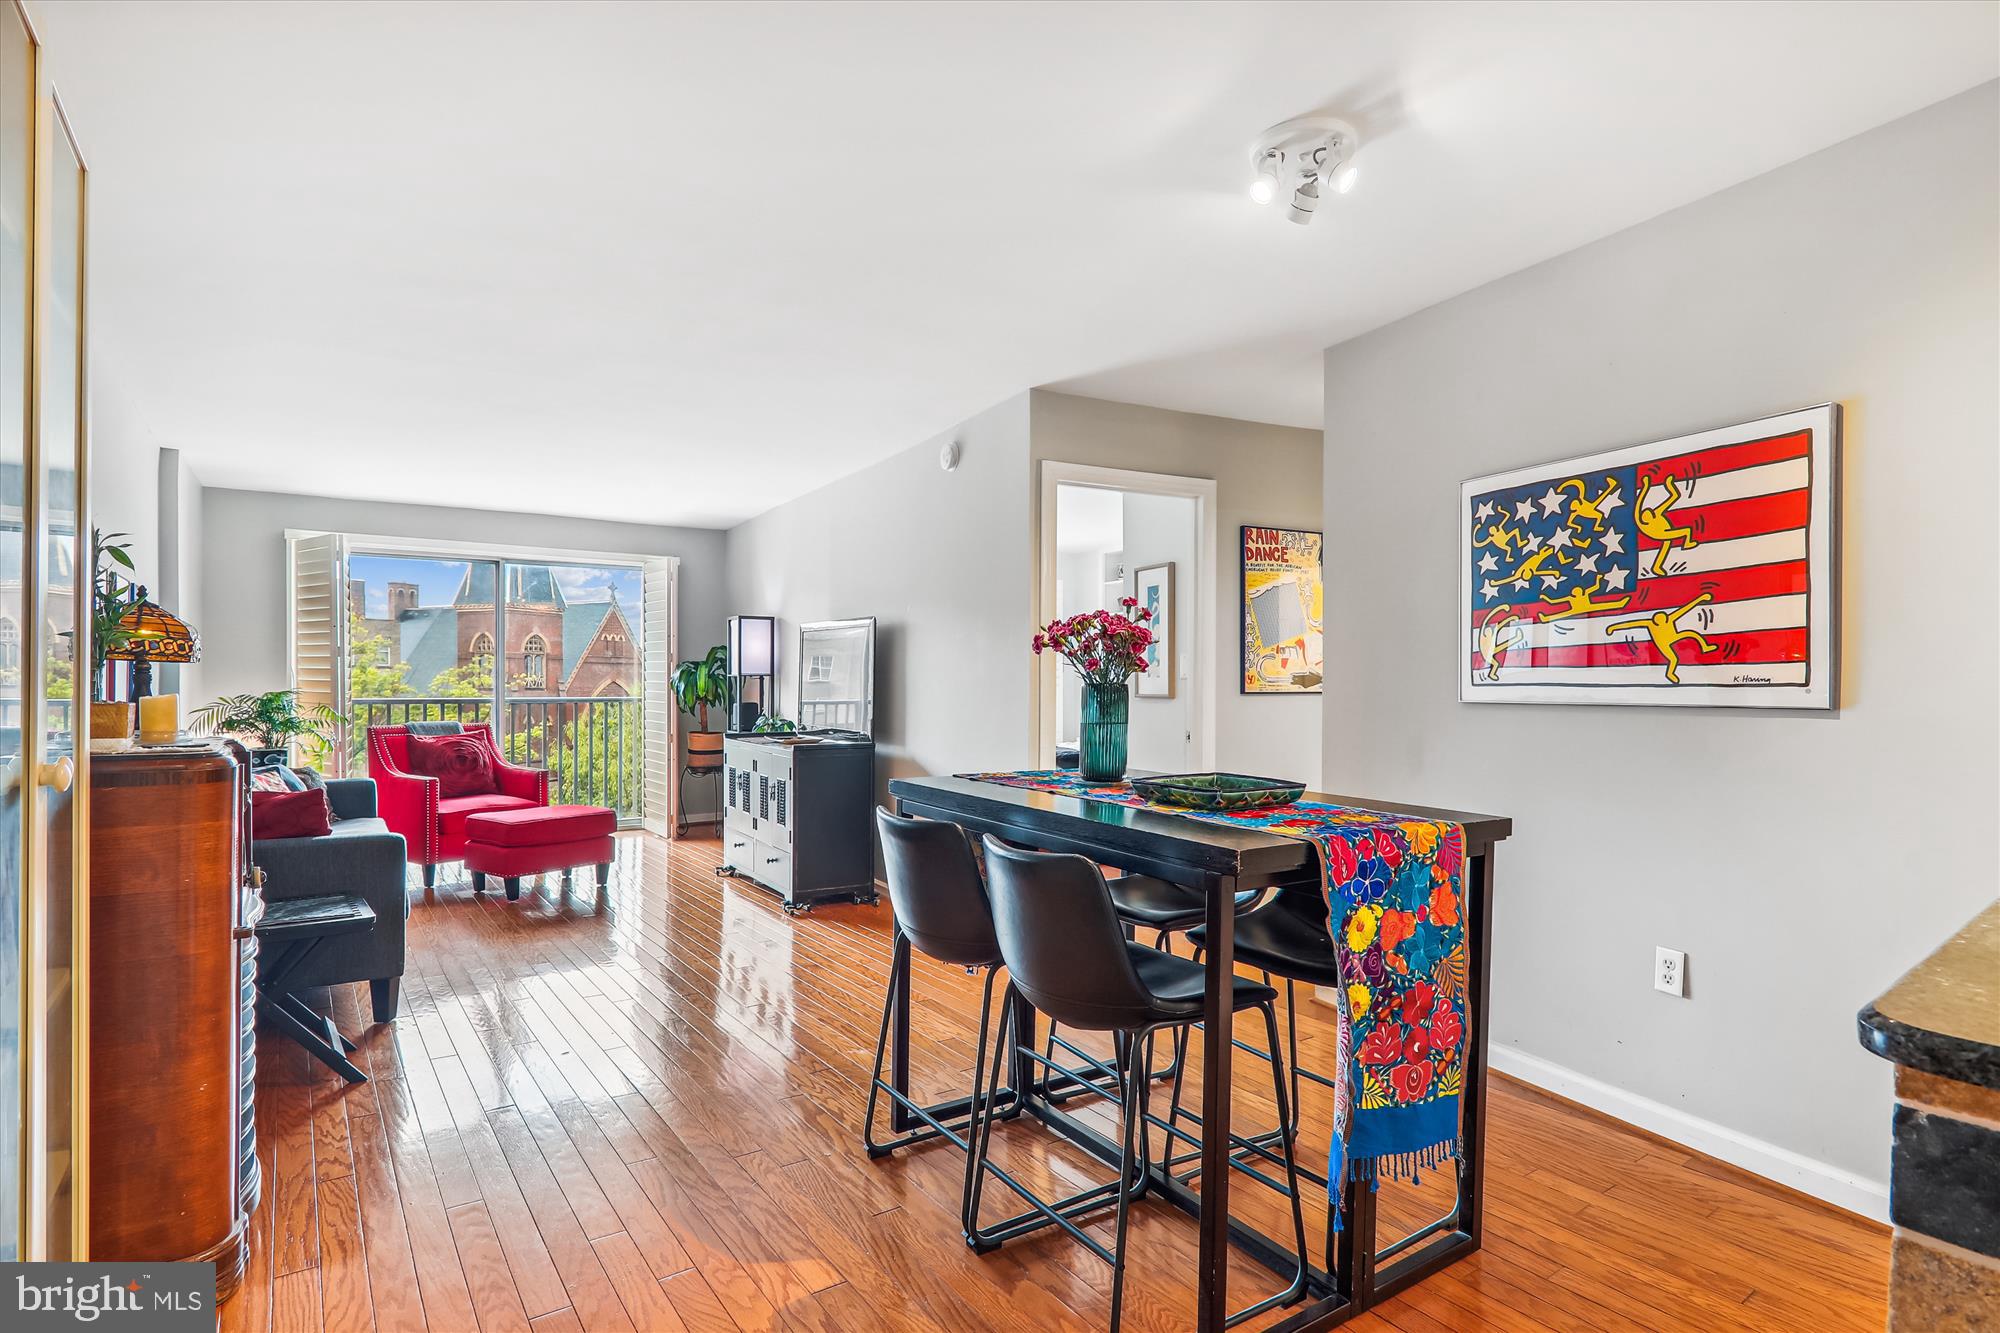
[1489,1045,1889,1222]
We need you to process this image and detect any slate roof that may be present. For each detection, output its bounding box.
[455,563,564,609]
[560,600,616,683]
[397,607,460,693]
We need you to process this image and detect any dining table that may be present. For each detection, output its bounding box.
[886,773,1511,1332]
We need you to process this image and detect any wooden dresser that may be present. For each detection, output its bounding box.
[88,742,260,1297]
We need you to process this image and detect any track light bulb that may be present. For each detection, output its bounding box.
[1333,162,1359,195]
[1249,156,1280,205]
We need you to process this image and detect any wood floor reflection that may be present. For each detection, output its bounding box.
[220,831,1888,1332]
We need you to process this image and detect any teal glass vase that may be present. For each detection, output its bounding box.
[1078,681,1130,783]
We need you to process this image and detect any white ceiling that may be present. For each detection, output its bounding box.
[34,1,1997,529]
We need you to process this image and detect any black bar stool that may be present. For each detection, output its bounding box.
[256,894,377,1084]
[864,809,1017,1231]
[967,837,1309,1331]
[1041,875,1262,1103]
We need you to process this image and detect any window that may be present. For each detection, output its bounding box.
[807,652,834,684]
[0,618,17,673]
[328,546,659,823]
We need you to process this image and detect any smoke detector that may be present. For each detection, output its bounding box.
[1248,114,1361,225]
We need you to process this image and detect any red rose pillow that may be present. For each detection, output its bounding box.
[251,788,333,841]
[406,733,497,797]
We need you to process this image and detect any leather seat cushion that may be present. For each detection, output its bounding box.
[1187,902,1343,989]
[1127,942,1276,1019]
[1107,875,1259,929]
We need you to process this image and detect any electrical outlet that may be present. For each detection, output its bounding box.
[1654,946,1687,997]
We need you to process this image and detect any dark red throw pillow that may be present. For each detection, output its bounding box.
[406,733,498,797]
[251,788,333,840]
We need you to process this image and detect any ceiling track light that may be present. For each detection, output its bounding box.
[1246,114,1361,225]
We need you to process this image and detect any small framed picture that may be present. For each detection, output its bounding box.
[1241,526,1324,693]
[1133,562,1176,698]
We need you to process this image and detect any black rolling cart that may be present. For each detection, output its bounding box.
[718,730,877,912]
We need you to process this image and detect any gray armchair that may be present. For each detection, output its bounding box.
[251,778,410,1022]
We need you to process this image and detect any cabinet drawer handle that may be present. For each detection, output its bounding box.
[764,857,781,866]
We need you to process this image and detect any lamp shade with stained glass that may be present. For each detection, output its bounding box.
[106,588,199,697]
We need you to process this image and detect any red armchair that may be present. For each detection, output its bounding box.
[368,723,550,886]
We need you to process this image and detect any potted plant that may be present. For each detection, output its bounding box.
[82,528,142,742]
[671,644,730,771]
[189,689,343,768]
[1032,598,1156,782]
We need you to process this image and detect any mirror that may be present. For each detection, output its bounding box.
[798,618,875,736]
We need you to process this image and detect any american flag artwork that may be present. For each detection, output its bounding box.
[1460,405,1839,709]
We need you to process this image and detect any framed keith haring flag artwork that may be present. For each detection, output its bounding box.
[1460,404,1839,709]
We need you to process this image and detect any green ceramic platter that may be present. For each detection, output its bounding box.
[1129,772,1305,812]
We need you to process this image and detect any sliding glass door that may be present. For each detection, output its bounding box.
[493,561,644,818]
[340,551,648,822]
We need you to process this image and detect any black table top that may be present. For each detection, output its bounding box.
[888,774,1510,888]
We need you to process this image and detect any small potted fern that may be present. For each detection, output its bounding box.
[190,690,343,768]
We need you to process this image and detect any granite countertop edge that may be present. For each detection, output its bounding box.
[1856,899,2000,1092]
[1856,1002,2000,1091]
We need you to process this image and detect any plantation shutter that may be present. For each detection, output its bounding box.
[641,556,677,836]
[287,531,348,772]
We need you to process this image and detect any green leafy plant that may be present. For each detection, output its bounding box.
[191,689,344,762]
[670,644,729,731]
[77,528,141,703]
[751,713,796,735]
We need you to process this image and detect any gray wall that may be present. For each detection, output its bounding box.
[155,447,202,698]
[1320,82,1998,1200]
[1030,390,1323,783]
[198,486,730,810]
[90,431,160,596]
[724,393,1034,802]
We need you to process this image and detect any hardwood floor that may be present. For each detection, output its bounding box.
[222,831,1889,1332]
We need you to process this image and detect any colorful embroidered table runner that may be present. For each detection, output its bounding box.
[962,770,1467,1213]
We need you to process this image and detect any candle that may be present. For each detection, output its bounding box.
[138,693,179,745]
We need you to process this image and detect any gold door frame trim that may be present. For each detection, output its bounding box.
[13,0,90,1259]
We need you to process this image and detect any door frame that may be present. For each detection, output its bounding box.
[1034,461,1217,771]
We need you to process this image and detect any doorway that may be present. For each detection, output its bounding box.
[1037,463,1217,772]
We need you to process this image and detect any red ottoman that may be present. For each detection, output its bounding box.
[462,804,616,901]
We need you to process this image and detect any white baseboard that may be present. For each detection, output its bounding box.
[1488,1045,1889,1222]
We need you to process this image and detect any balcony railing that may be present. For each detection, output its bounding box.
[0,697,74,740]
[799,698,865,730]
[351,695,644,821]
